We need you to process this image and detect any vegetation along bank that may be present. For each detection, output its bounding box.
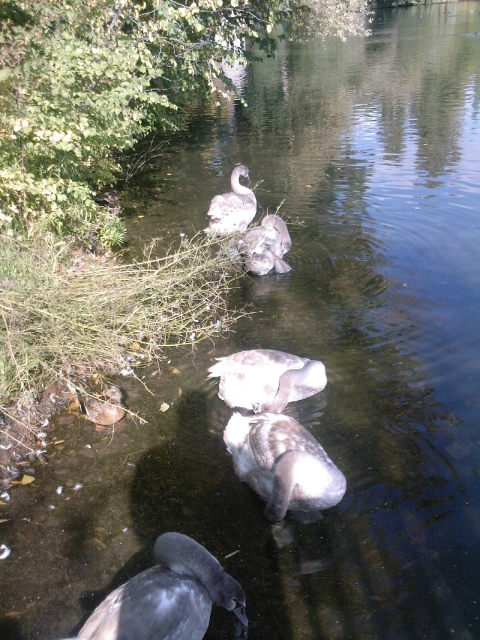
[0,0,369,481]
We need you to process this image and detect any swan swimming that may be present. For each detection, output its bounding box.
[73,532,247,640]
[204,165,257,236]
[224,412,347,523]
[236,214,292,275]
[208,349,327,413]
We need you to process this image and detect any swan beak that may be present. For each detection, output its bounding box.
[233,603,248,628]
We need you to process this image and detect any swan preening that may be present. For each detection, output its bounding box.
[72,533,247,640]
[203,165,293,276]
[208,349,327,413]
[224,413,346,523]
[235,214,292,275]
[204,165,257,236]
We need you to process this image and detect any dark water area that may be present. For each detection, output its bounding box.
[1,3,480,639]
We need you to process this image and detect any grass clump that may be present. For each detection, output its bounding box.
[0,233,244,442]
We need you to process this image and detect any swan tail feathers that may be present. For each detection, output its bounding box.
[207,357,227,378]
[223,413,250,451]
[273,257,292,274]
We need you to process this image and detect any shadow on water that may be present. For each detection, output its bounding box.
[47,390,293,639]
[127,389,293,639]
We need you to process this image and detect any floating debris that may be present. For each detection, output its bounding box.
[79,386,126,426]
[0,544,11,560]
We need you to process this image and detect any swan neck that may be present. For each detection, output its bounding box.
[231,173,252,196]
[154,533,227,604]
[266,451,298,522]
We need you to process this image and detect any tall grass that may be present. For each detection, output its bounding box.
[0,234,244,423]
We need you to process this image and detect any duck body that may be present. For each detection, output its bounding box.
[208,349,327,413]
[236,214,292,275]
[76,532,247,640]
[224,413,346,523]
[204,165,257,237]
[79,385,126,426]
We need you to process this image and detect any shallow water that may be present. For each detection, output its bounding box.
[2,3,480,639]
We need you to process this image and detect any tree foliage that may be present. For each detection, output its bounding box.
[0,0,368,244]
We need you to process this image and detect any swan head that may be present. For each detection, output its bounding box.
[232,164,250,182]
[283,359,327,394]
[154,532,248,628]
[214,572,248,628]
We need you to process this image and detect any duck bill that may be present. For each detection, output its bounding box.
[233,603,248,628]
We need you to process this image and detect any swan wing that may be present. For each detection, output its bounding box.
[248,413,324,465]
[79,570,211,640]
[207,192,245,220]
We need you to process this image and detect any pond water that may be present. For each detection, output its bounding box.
[2,3,480,639]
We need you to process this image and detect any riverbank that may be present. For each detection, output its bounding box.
[0,232,245,485]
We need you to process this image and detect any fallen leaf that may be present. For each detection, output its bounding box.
[177,387,182,397]
[94,538,106,549]
[305,184,312,188]
[54,440,65,445]
[21,475,35,485]
[160,402,170,412]
[0,519,10,524]
[0,500,7,506]
[150,370,158,377]
[5,603,35,618]
[138,215,144,218]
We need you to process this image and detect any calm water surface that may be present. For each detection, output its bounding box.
[2,4,480,639]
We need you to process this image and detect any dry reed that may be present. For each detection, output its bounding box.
[0,233,245,413]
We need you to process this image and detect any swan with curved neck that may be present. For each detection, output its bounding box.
[224,412,347,523]
[204,165,257,236]
[75,532,247,640]
[236,214,292,275]
[208,349,327,413]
